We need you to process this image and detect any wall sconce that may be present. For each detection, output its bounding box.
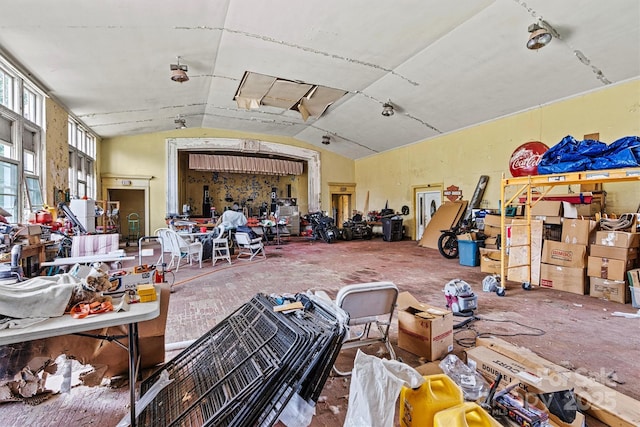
[170,56,189,83]
[321,134,331,145]
[527,22,552,50]
[382,101,394,117]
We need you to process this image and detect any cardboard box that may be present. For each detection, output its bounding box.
[479,247,507,274]
[595,231,640,248]
[529,200,563,217]
[589,277,630,303]
[457,232,476,241]
[483,214,506,228]
[540,263,587,295]
[469,343,587,427]
[575,201,602,218]
[107,267,154,293]
[589,244,637,261]
[587,256,635,282]
[397,292,453,361]
[561,219,597,246]
[580,183,602,192]
[16,224,42,236]
[541,241,587,268]
[483,215,511,238]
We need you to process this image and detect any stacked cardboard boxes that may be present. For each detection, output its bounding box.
[538,218,596,295]
[587,231,639,303]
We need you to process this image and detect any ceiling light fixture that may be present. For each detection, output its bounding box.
[526,22,552,50]
[382,101,394,117]
[170,56,189,83]
[174,116,187,129]
[321,134,331,145]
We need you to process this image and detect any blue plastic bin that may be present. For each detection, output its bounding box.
[458,240,484,267]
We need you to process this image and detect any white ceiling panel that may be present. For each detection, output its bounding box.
[0,0,637,159]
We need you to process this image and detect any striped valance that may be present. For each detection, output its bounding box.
[189,154,303,176]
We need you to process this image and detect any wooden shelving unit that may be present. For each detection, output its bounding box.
[499,167,640,289]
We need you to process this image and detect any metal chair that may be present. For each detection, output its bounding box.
[333,281,398,376]
[235,232,265,261]
[155,228,203,271]
[211,225,232,266]
[126,212,140,247]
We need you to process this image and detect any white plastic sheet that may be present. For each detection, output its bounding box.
[344,350,425,427]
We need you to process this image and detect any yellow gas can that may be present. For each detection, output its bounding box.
[399,374,464,427]
[434,402,502,427]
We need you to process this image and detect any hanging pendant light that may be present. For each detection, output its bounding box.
[526,23,552,50]
[170,56,189,83]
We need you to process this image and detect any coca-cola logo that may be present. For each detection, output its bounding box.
[509,141,549,177]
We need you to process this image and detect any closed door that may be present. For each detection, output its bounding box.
[416,191,441,240]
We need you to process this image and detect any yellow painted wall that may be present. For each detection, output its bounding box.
[100,128,355,232]
[355,79,640,238]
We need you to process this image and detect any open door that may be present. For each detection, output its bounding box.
[415,190,441,240]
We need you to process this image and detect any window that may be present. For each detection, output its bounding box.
[68,118,96,199]
[23,85,42,125]
[0,54,46,222]
[0,66,14,110]
[0,160,18,219]
[24,175,44,213]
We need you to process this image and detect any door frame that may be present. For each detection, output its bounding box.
[413,184,443,240]
[101,174,152,237]
[328,183,356,225]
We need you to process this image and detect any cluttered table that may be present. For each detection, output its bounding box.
[0,292,161,427]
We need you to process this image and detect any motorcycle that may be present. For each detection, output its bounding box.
[341,218,373,240]
[307,211,339,243]
[437,220,478,259]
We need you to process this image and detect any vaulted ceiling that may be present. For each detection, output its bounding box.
[0,0,638,159]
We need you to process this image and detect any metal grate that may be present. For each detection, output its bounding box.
[138,293,345,427]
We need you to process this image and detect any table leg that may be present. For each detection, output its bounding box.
[128,322,139,427]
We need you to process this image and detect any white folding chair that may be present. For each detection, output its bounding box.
[235,232,266,261]
[333,281,398,376]
[155,228,202,271]
[211,225,231,266]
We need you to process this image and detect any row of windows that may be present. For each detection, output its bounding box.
[0,56,96,223]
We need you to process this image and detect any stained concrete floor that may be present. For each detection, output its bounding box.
[3,236,639,426]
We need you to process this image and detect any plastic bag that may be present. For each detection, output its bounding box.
[344,350,425,427]
[439,354,488,401]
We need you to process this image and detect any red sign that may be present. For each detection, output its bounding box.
[443,185,462,202]
[509,141,549,177]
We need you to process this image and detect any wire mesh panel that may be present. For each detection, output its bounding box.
[138,293,346,427]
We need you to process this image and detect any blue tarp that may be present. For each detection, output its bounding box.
[537,135,640,174]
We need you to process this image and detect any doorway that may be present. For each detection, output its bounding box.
[331,194,351,226]
[329,183,356,226]
[109,189,145,241]
[415,190,441,240]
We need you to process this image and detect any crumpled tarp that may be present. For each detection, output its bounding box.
[0,274,78,321]
[537,135,640,174]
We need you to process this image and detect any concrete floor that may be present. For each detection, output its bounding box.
[3,236,638,426]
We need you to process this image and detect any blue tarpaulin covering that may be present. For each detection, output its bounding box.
[538,135,640,174]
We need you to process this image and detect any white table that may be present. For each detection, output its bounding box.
[40,254,135,267]
[0,293,161,427]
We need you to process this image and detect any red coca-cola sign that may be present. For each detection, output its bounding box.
[509,141,549,177]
